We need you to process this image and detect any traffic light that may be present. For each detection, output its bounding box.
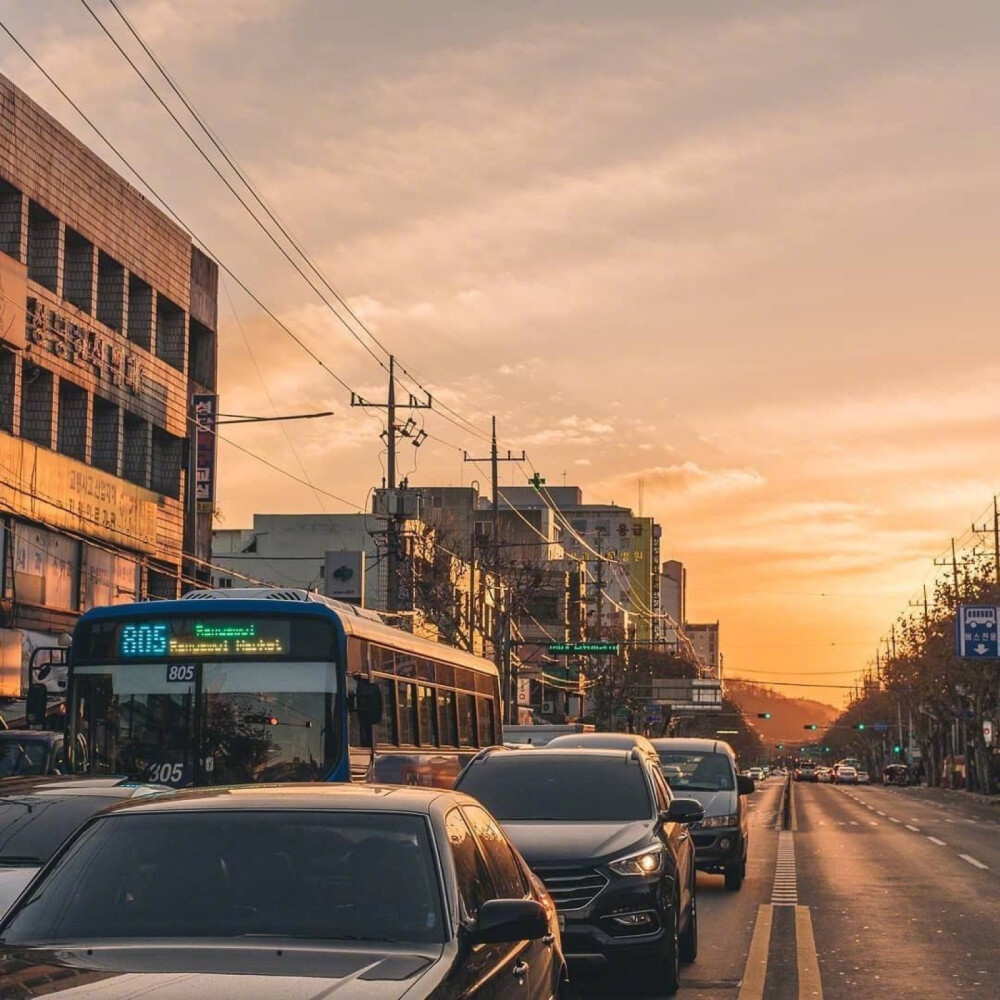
[824,746,831,752]
[757,712,771,720]
[264,715,279,726]
[776,743,784,749]
[852,723,866,731]
[893,744,901,753]
[803,724,818,730]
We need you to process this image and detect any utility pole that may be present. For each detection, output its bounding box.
[972,495,1000,587]
[463,416,525,723]
[351,356,430,614]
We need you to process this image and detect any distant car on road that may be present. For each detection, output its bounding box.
[794,763,818,782]
[815,767,833,783]
[856,769,871,784]
[883,763,912,786]
[0,783,567,1000]
[833,765,858,784]
[0,731,85,778]
[746,767,764,780]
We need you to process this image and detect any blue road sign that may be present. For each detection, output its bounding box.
[957,604,1000,658]
[873,722,888,733]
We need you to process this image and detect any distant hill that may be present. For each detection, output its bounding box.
[725,680,840,747]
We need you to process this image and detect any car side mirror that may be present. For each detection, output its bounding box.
[737,775,755,796]
[662,797,705,826]
[467,899,549,945]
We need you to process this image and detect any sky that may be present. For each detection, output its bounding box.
[3,0,1000,706]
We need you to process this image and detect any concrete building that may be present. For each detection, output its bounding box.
[0,74,217,696]
[661,559,686,628]
[685,622,721,677]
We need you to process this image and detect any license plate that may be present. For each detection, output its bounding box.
[558,913,565,931]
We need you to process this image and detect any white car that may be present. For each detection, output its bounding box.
[746,767,764,780]
[833,765,858,784]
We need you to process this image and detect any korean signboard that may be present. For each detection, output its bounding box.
[193,394,218,514]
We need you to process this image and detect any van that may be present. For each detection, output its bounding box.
[651,737,754,891]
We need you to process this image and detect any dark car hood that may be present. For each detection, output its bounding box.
[501,820,652,865]
[0,942,443,999]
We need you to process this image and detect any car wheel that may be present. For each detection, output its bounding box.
[635,891,680,995]
[724,859,744,891]
[678,875,698,963]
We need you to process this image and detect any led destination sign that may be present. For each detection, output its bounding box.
[119,619,290,659]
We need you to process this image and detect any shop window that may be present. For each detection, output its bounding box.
[122,411,150,487]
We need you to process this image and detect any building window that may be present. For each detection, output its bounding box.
[20,362,54,449]
[57,379,88,462]
[0,179,23,261]
[26,201,59,292]
[127,273,153,350]
[122,411,150,487]
[13,523,79,612]
[91,395,120,475]
[155,293,186,372]
[0,347,16,433]
[96,251,125,331]
[62,228,94,314]
[188,317,216,390]
[147,564,178,599]
[151,426,183,499]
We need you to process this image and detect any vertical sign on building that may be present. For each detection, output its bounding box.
[193,394,218,514]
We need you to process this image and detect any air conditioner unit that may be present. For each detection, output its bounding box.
[541,700,555,714]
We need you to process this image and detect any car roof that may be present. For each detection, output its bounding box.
[545,732,657,752]
[650,737,736,757]
[0,775,167,798]
[95,783,465,818]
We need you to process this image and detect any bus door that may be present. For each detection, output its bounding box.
[72,661,199,788]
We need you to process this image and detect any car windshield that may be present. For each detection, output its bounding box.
[657,752,735,791]
[0,741,49,778]
[457,755,651,821]
[0,810,444,945]
[0,796,120,864]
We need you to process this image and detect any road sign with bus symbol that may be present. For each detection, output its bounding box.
[957,605,1000,658]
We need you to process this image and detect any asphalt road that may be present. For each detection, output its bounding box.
[578,776,1000,999]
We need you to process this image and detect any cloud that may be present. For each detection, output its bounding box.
[594,462,765,501]
[522,415,617,446]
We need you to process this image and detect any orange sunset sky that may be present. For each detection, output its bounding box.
[4,1,1000,706]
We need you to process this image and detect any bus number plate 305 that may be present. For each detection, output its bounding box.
[165,663,196,683]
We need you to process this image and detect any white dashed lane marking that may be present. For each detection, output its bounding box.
[927,837,947,846]
[961,854,989,870]
[905,824,920,832]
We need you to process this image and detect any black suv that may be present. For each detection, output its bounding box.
[455,747,703,996]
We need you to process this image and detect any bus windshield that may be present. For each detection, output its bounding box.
[69,612,342,787]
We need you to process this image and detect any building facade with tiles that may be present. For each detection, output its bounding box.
[0,73,218,697]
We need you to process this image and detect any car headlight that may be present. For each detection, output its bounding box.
[609,844,665,877]
[697,813,738,829]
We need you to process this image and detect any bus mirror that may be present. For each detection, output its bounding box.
[26,683,48,727]
[355,680,383,726]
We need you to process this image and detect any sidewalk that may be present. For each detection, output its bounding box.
[906,782,1000,808]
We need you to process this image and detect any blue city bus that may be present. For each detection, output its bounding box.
[66,588,503,788]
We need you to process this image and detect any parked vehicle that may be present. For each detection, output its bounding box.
[883,763,911,786]
[0,731,87,779]
[0,783,567,999]
[455,747,703,995]
[856,770,871,785]
[0,775,168,916]
[651,738,754,891]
